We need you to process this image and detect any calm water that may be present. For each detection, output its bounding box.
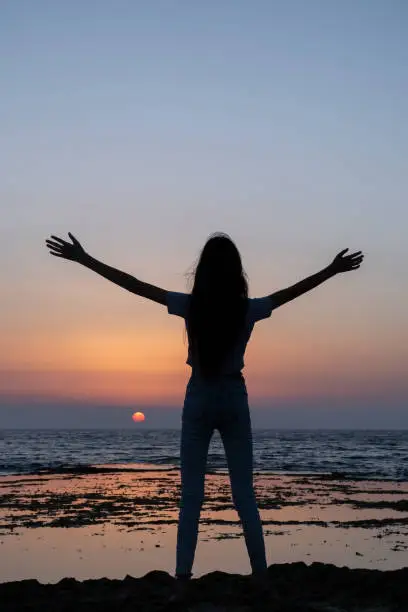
[0,429,407,480]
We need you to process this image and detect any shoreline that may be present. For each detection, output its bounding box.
[1,465,407,603]
[1,465,408,532]
[2,461,408,481]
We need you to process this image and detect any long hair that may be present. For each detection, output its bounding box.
[185,232,249,378]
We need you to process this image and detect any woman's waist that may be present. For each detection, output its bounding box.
[189,370,244,382]
[187,371,246,395]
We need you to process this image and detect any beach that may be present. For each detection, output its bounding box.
[1,464,407,610]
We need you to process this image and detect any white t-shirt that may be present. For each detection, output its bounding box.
[166,292,276,374]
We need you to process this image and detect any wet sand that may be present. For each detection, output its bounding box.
[1,465,407,610]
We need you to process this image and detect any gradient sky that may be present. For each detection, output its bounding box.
[1,1,407,428]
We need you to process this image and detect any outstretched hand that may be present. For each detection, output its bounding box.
[45,232,87,263]
[330,248,364,274]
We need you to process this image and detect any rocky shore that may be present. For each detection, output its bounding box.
[1,561,408,611]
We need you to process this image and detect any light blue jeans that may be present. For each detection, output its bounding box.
[175,372,267,578]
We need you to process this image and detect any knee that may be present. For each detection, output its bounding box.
[232,486,256,508]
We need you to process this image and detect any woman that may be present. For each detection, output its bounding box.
[45,231,364,597]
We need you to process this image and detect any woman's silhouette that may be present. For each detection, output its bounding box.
[45,231,363,597]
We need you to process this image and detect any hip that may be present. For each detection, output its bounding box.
[183,371,249,422]
[187,370,247,393]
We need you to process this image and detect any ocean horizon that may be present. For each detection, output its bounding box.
[1,428,407,480]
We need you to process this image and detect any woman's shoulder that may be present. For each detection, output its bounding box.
[166,291,191,318]
[247,295,275,322]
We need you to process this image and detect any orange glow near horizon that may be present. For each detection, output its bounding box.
[0,326,186,372]
[1,310,407,405]
[1,362,407,407]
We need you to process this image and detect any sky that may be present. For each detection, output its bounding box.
[1,0,407,428]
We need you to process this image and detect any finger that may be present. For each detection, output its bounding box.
[46,240,64,249]
[338,248,349,257]
[47,247,64,255]
[46,246,64,255]
[347,253,364,261]
[50,235,69,246]
[68,232,80,245]
[49,252,67,258]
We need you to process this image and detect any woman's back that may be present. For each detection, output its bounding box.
[167,291,276,375]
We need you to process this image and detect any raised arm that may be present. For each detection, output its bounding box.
[45,232,167,305]
[269,248,364,308]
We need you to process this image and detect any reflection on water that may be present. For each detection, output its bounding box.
[1,521,407,584]
[0,467,407,582]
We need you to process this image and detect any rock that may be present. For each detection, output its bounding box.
[0,563,407,611]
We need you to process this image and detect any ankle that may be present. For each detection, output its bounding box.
[175,573,192,581]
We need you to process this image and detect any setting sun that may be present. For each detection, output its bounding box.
[132,411,145,423]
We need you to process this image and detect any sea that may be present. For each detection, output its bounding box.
[0,429,407,481]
